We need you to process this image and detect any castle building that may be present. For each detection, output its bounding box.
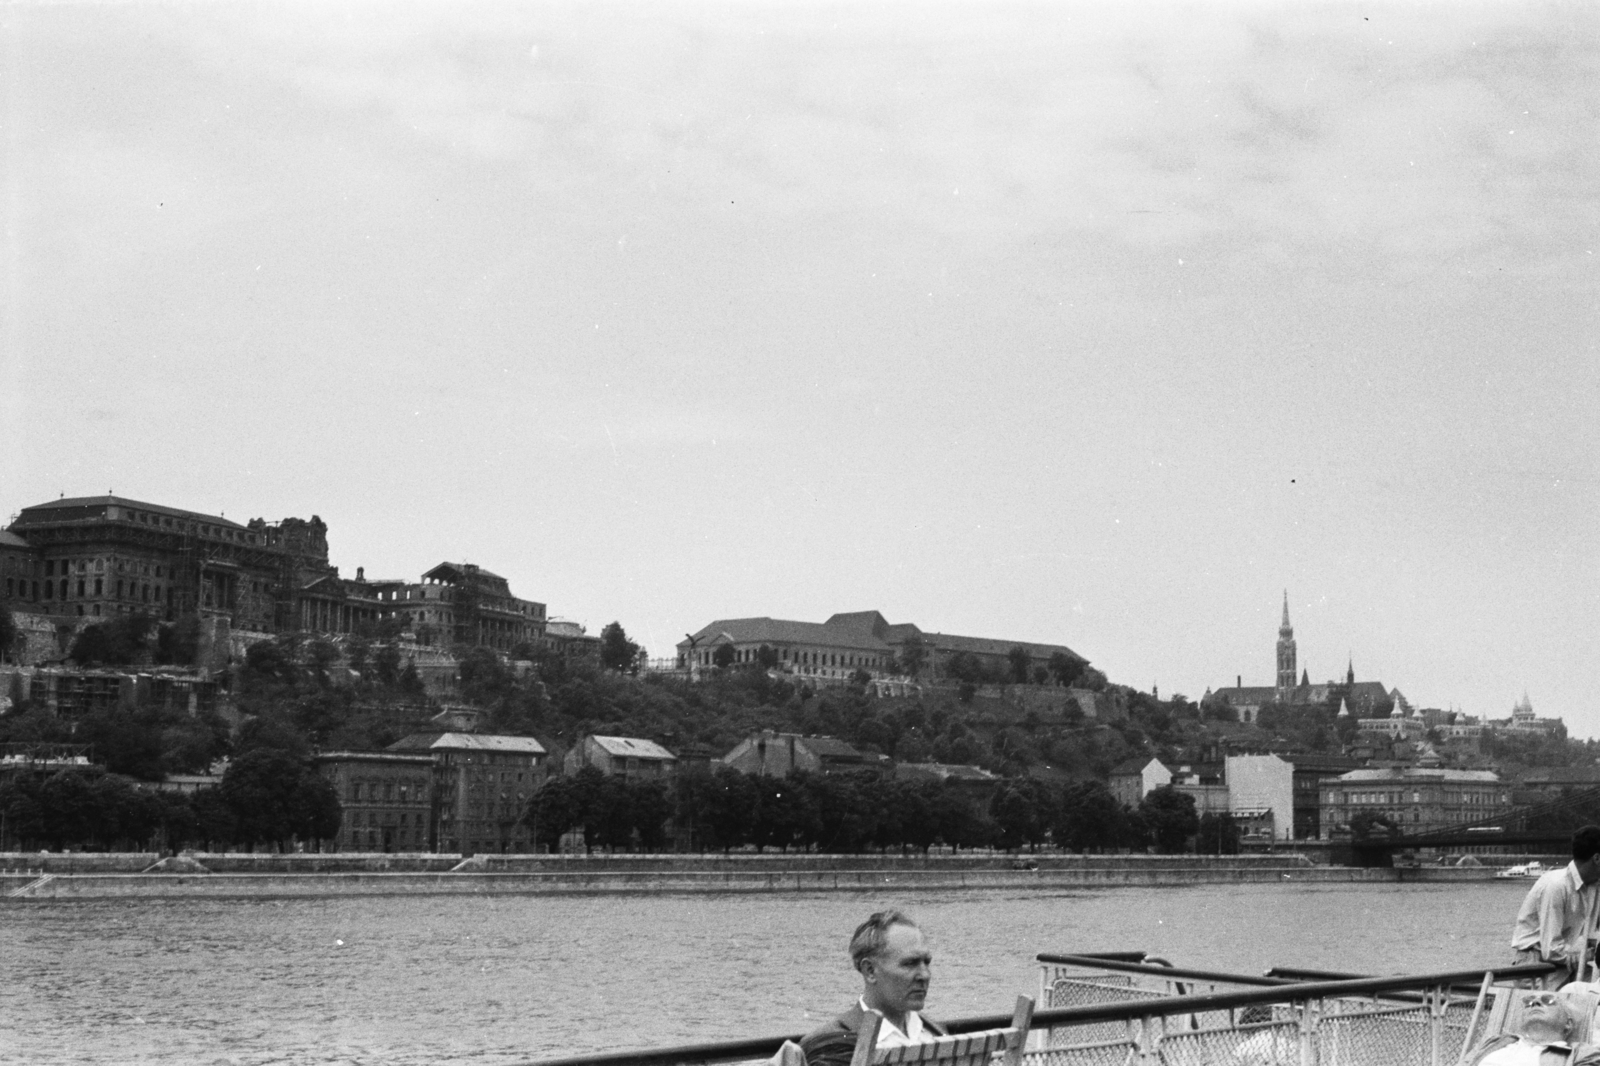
[677,610,1086,683]
[0,495,378,636]
[367,562,546,652]
[1,496,547,658]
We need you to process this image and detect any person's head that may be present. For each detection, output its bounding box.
[1573,826,1600,883]
[850,910,932,1019]
[1520,990,1582,1044]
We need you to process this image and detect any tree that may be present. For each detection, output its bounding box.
[1139,785,1199,854]
[990,778,1053,851]
[944,651,984,684]
[0,603,19,663]
[242,638,299,689]
[1197,812,1242,855]
[306,640,341,686]
[756,644,780,669]
[524,774,591,852]
[1006,646,1032,685]
[896,638,929,678]
[398,660,425,695]
[154,614,202,666]
[460,646,513,703]
[345,638,371,678]
[373,643,401,686]
[220,749,341,851]
[752,774,821,852]
[1048,652,1084,687]
[599,622,642,673]
[1052,781,1134,853]
[1349,809,1398,841]
[70,612,156,666]
[711,643,737,670]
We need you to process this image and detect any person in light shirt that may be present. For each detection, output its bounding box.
[1512,826,1600,989]
[798,910,945,1066]
[1464,989,1600,1066]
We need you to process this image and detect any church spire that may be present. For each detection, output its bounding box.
[1346,655,1355,685]
[1276,590,1298,699]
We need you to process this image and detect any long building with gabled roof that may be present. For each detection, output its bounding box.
[677,609,1086,683]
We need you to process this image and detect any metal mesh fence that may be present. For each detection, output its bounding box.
[1027,975,1484,1066]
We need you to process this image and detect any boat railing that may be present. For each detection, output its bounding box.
[522,957,1555,1066]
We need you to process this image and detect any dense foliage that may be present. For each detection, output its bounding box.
[0,753,340,853]
[522,768,1209,856]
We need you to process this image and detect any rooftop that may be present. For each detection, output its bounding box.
[1336,767,1501,783]
[388,733,547,755]
[590,736,676,760]
[13,494,246,530]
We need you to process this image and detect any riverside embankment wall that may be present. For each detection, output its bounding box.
[1,852,1507,900]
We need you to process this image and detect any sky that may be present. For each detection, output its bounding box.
[3,2,1596,733]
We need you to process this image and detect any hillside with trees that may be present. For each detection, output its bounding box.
[3,608,1596,853]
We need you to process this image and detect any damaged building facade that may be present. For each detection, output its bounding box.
[0,495,547,657]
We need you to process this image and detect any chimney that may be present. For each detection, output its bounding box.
[1237,675,1242,689]
[357,566,365,582]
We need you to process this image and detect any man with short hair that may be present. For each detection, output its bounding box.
[1464,989,1600,1065]
[799,910,946,1066]
[1513,826,1600,989]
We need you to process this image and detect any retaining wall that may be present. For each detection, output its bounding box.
[1,853,1503,900]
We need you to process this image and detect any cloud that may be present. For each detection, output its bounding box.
[47,0,1578,283]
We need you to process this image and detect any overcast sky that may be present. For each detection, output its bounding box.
[4,2,1596,734]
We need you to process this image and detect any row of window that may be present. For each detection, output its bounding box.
[350,810,423,826]
[120,509,255,544]
[696,646,888,669]
[1326,789,1508,805]
[4,577,170,604]
[30,557,167,578]
[348,780,428,802]
[345,828,424,847]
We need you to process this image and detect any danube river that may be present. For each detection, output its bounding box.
[1,880,1533,1065]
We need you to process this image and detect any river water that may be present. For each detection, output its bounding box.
[0,881,1534,1066]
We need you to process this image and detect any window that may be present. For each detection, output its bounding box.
[77,580,85,597]
[94,578,102,596]
[46,560,54,577]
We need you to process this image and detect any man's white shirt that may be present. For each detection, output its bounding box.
[1477,1037,1563,1066]
[859,998,930,1047]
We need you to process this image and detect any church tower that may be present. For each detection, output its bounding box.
[1276,591,1298,699]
